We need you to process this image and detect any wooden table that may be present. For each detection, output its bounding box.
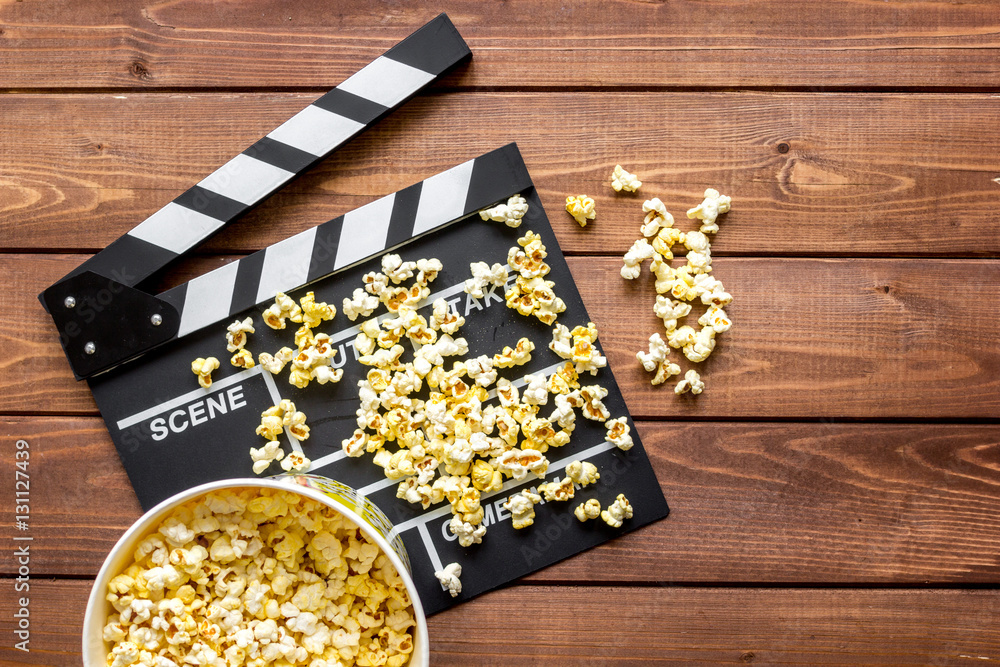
[2,2,999,664]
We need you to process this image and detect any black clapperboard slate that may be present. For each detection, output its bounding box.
[39,15,668,615]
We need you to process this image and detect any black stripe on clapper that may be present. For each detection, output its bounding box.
[228,252,268,317]
[463,143,533,215]
[307,216,345,283]
[383,182,424,250]
[64,234,179,286]
[244,137,318,175]
[173,186,249,223]
[384,14,472,76]
[312,89,388,126]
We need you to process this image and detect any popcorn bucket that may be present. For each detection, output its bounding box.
[83,476,430,666]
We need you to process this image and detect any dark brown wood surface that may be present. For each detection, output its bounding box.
[1,1,998,664]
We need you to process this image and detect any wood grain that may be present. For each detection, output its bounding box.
[3,92,1000,256]
[4,254,998,418]
[4,418,999,583]
[2,580,998,665]
[0,0,998,90]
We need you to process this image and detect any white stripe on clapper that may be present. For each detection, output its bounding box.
[333,193,397,270]
[267,105,365,158]
[255,226,319,304]
[411,158,475,236]
[197,153,295,207]
[337,56,435,109]
[177,260,241,338]
[128,202,225,256]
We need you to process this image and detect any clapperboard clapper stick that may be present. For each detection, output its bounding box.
[39,13,471,380]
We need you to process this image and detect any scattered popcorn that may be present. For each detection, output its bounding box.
[578,385,610,422]
[601,494,634,528]
[464,262,508,299]
[521,373,549,406]
[537,476,575,502]
[503,490,543,529]
[299,291,336,328]
[262,292,302,330]
[434,562,463,598]
[312,364,344,385]
[610,164,642,193]
[565,195,596,227]
[687,187,731,234]
[343,288,380,321]
[620,238,655,280]
[250,440,284,474]
[230,348,255,369]
[258,347,293,375]
[430,298,465,335]
[549,323,607,376]
[698,304,732,334]
[651,359,681,386]
[225,317,255,353]
[479,194,529,228]
[641,198,674,237]
[382,254,417,285]
[565,460,600,487]
[682,327,716,363]
[605,417,633,451]
[190,357,219,389]
[653,296,692,333]
[574,498,602,522]
[448,515,486,548]
[683,230,712,274]
[636,333,669,373]
[104,488,416,666]
[493,337,534,368]
[675,369,705,395]
[279,451,311,472]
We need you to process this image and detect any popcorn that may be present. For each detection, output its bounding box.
[251,440,285,474]
[578,385,610,422]
[698,304,732,334]
[683,230,712,274]
[262,292,303,330]
[464,262,508,300]
[620,238,655,280]
[549,322,607,376]
[312,365,344,385]
[479,194,529,228]
[605,417,633,451]
[682,327,716,363]
[537,476,575,502]
[565,460,600,487]
[259,347,293,375]
[574,499,602,522]
[651,359,681,385]
[652,227,685,260]
[547,362,580,395]
[226,317,255,353]
[686,187,731,234]
[601,493,634,528]
[675,369,705,395]
[508,230,550,279]
[434,562,463,598]
[190,357,219,389]
[448,515,486,548]
[493,337,534,368]
[343,288,380,321]
[230,348,255,369]
[381,254,417,285]
[641,198,674,237]
[470,460,504,493]
[653,296,692,333]
[636,333,669,373]
[496,448,549,480]
[503,490,543,529]
[280,451,311,473]
[611,164,641,193]
[430,298,465,335]
[565,195,596,227]
[693,273,733,307]
[104,488,415,665]
[521,373,549,406]
[415,258,443,285]
[465,355,497,388]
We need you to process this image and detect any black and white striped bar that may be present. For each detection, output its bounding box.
[59,14,470,289]
[158,143,532,338]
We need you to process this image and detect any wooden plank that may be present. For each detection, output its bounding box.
[2,580,998,665]
[3,92,1000,256]
[0,0,998,90]
[6,255,999,418]
[4,418,999,584]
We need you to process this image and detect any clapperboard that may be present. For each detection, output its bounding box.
[40,14,669,614]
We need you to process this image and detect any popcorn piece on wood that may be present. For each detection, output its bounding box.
[675,369,705,395]
[565,195,596,227]
[687,188,732,234]
[611,164,642,193]
[641,198,674,237]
